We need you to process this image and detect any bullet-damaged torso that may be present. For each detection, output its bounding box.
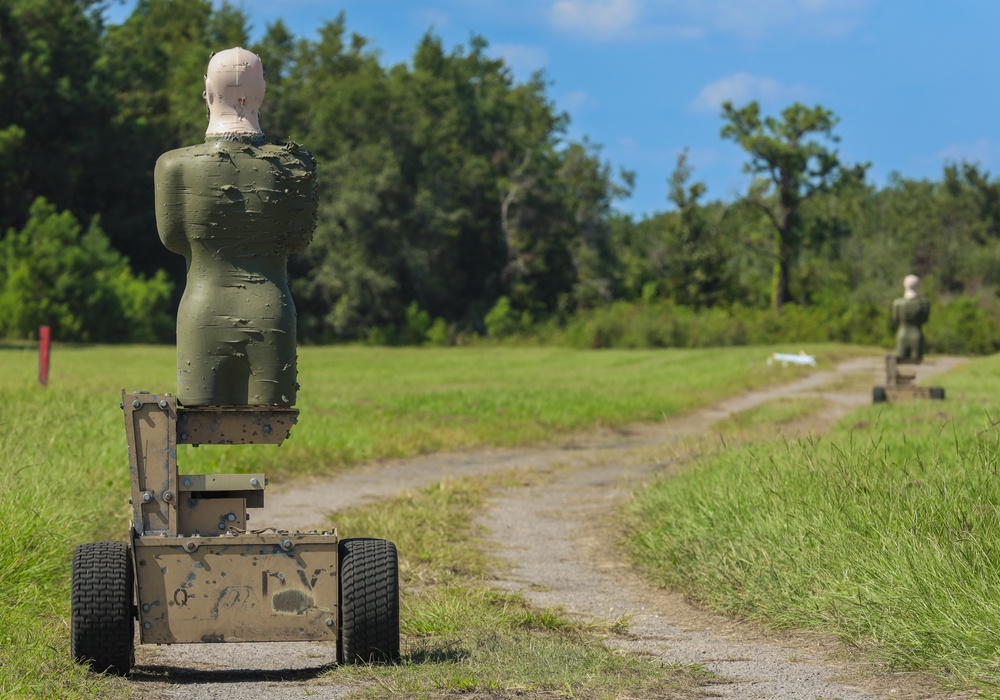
[892,296,930,361]
[155,135,318,406]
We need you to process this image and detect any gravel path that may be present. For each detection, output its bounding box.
[132,355,968,699]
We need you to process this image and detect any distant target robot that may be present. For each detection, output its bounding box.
[70,48,400,675]
[872,274,944,403]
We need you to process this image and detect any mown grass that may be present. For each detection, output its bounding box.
[331,473,706,698]
[2,343,860,481]
[278,343,861,478]
[625,354,1000,693]
[0,342,832,699]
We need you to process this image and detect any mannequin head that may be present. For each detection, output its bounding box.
[903,274,919,299]
[204,47,265,137]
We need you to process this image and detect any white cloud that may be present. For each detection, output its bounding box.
[550,0,639,39]
[490,43,549,75]
[411,9,452,31]
[684,146,723,169]
[689,72,814,113]
[564,90,600,111]
[546,0,871,42]
[937,139,1000,167]
[662,0,871,39]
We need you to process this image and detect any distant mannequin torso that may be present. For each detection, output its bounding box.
[891,275,929,361]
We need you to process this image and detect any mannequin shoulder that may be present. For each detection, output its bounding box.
[155,144,217,174]
[260,139,318,171]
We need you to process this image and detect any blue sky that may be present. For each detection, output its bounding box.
[103,0,1000,219]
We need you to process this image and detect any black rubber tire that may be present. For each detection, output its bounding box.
[930,387,946,400]
[338,537,400,664]
[71,541,134,675]
[873,386,887,403]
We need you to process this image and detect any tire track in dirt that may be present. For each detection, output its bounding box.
[132,355,967,699]
[480,355,969,700]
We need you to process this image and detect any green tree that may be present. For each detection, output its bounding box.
[720,101,865,309]
[251,20,298,140]
[0,0,115,234]
[0,198,173,342]
[659,151,732,308]
[280,16,403,339]
[843,165,1000,302]
[282,22,630,340]
[559,140,632,309]
[98,0,250,277]
[103,0,249,147]
[610,152,735,309]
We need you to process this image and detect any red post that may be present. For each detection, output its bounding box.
[39,326,50,386]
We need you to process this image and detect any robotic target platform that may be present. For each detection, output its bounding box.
[872,275,945,404]
[69,47,400,676]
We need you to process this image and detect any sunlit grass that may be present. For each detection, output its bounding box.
[0,342,834,698]
[625,353,1000,693]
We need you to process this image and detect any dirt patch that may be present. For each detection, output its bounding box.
[477,355,971,700]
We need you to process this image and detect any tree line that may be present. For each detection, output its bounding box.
[4,0,1000,352]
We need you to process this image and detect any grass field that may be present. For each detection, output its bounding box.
[0,342,849,698]
[625,354,1000,694]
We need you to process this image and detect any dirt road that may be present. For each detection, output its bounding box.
[133,355,968,699]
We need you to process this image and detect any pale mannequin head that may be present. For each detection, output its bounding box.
[903,274,919,299]
[204,47,265,137]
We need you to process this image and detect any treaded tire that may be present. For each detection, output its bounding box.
[71,541,134,675]
[338,537,400,664]
[872,386,887,403]
[930,387,946,400]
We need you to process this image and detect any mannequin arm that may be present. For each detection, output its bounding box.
[154,153,192,259]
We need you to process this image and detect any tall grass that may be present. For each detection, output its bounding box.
[0,342,829,698]
[625,353,1000,691]
[0,350,144,698]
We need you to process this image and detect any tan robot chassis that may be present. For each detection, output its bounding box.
[68,393,400,674]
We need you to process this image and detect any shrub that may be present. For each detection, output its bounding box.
[426,317,451,346]
[485,296,518,338]
[0,198,173,342]
[551,298,999,354]
[926,296,1000,355]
